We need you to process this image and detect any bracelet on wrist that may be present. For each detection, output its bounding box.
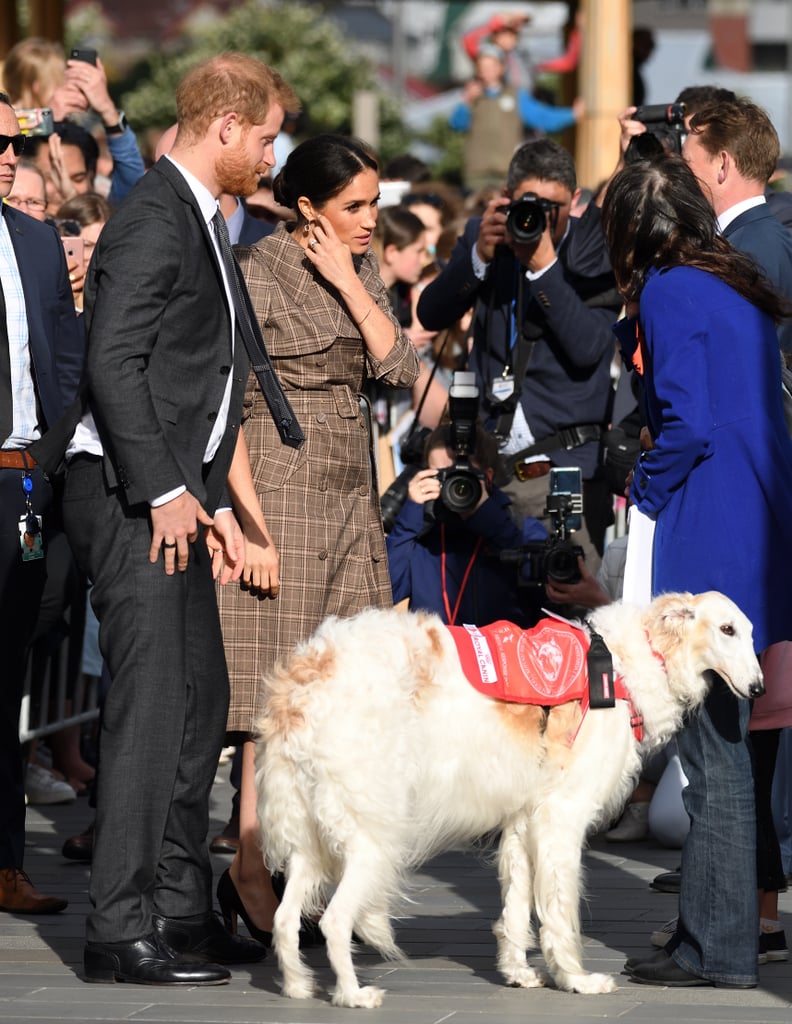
[358,300,376,327]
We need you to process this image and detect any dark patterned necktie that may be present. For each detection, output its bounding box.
[211,209,304,449]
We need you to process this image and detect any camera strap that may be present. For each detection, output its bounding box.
[585,626,616,709]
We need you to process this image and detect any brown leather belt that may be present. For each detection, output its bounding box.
[0,449,37,469]
[513,459,551,481]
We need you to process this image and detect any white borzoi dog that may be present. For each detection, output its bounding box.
[254,591,763,1007]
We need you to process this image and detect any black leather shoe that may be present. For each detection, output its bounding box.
[62,822,94,863]
[627,954,756,989]
[153,911,267,964]
[650,868,681,893]
[624,947,669,974]
[84,934,230,985]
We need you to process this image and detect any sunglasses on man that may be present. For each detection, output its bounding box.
[0,135,26,156]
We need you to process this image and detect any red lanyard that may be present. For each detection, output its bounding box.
[441,523,483,626]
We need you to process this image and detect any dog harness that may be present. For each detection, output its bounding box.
[448,618,643,742]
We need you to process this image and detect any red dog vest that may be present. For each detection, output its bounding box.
[448,618,643,741]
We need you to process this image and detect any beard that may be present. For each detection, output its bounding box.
[215,142,261,198]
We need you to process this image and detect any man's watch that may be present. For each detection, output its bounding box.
[104,111,128,136]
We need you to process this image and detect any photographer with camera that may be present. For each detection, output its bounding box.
[417,138,621,573]
[387,374,547,627]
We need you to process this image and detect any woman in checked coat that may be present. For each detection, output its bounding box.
[215,135,420,943]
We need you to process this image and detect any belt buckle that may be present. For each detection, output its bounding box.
[514,460,531,482]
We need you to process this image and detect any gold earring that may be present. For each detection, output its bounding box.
[303,221,311,235]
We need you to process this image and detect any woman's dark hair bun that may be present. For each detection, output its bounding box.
[272,168,292,210]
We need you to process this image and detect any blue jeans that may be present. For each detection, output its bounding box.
[668,675,758,985]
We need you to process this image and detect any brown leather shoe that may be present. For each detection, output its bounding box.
[209,813,239,855]
[0,869,68,914]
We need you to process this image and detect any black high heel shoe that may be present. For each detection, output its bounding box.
[216,869,272,949]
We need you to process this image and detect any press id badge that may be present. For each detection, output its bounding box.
[19,513,44,561]
[491,373,515,402]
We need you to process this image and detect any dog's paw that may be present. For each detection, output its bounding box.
[281,979,315,1001]
[566,971,617,995]
[331,985,386,1009]
[503,964,546,989]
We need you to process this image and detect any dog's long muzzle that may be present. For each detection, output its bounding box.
[749,678,765,698]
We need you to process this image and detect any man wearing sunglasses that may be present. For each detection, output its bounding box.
[0,94,82,916]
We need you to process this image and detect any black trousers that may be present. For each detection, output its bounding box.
[63,457,229,943]
[0,465,53,868]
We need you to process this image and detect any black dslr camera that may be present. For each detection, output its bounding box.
[500,467,584,587]
[433,371,486,517]
[631,102,687,157]
[501,193,561,245]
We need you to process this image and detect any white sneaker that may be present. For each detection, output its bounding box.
[25,763,77,806]
[605,801,650,842]
[651,916,678,948]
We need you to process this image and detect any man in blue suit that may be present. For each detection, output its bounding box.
[0,93,82,915]
[683,96,792,353]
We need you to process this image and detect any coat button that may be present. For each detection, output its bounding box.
[318,549,328,560]
[316,412,327,424]
[207,411,217,421]
[220,365,231,375]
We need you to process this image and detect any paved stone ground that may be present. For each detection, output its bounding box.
[1,766,791,1024]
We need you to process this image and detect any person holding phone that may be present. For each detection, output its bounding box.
[56,193,111,310]
[2,38,145,210]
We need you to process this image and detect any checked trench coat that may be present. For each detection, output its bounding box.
[218,222,420,732]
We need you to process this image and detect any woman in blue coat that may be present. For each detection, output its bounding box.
[602,154,792,990]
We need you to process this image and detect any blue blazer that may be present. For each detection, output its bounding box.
[724,202,792,353]
[618,265,792,652]
[2,204,83,469]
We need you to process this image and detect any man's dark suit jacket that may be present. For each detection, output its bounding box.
[724,202,792,354]
[0,203,81,871]
[83,157,249,513]
[2,204,83,465]
[417,203,621,478]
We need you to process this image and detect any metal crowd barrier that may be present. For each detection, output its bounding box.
[18,623,100,744]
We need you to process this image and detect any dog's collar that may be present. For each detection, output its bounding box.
[574,686,644,745]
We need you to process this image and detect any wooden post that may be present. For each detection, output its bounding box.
[0,0,20,58]
[575,0,631,192]
[28,0,65,43]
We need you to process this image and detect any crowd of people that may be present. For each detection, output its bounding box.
[2,13,792,998]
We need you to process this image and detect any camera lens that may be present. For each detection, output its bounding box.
[440,470,482,514]
[506,197,547,245]
[545,543,580,584]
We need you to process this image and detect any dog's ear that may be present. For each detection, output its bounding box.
[644,592,696,654]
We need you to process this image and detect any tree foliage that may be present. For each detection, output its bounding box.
[118,0,410,162]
